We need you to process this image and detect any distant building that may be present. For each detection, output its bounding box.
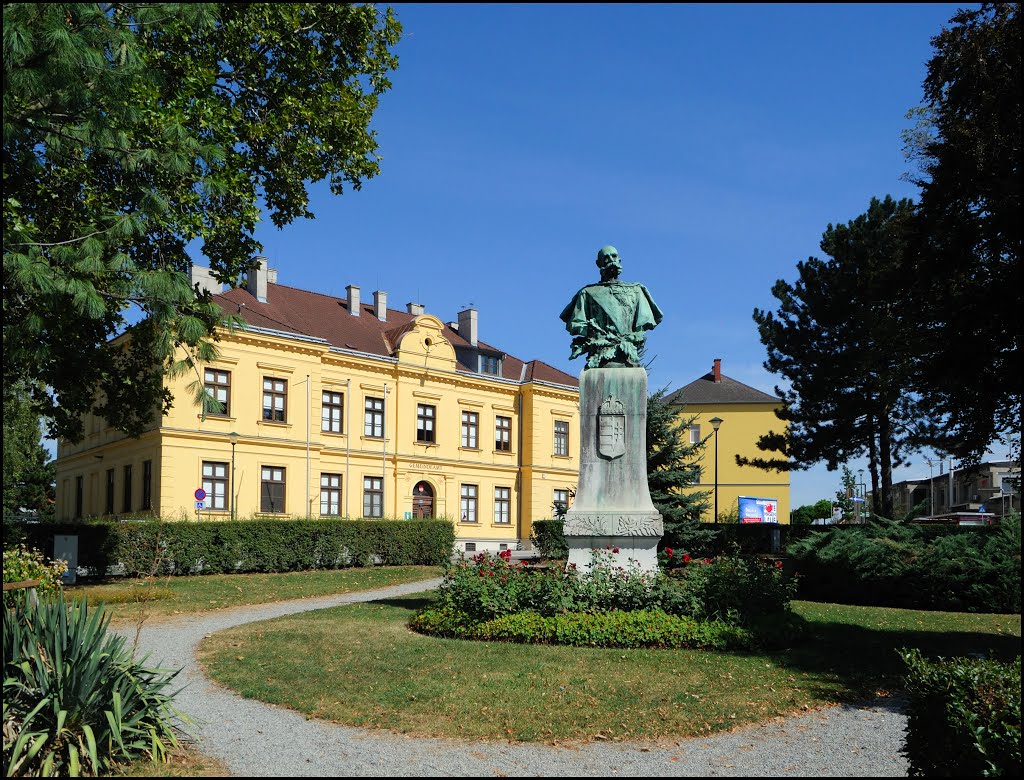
[54,260,580,553]
[666,359,790,523]
[886,460,1019,520]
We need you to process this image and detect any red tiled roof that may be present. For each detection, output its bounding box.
[215,283,578,387]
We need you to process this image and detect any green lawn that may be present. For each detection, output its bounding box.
[198,595,1021,743]
[66,566,441,624]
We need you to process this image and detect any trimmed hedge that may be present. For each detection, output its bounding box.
[410,607,753,650]
[786,517,1020,612]
[530,519,568,559]
[533,518,818,560]
[12,518,455,576]
[900,649,1021,777]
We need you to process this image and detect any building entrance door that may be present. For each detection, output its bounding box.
[412,481,434,518]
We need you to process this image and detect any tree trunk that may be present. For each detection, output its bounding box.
[879,410,895,519]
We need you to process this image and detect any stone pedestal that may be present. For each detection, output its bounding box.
[563,367,663,573]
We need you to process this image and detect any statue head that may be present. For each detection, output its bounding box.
[596,245,622,281]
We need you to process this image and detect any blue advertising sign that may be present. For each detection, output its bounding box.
[738,496,779,524]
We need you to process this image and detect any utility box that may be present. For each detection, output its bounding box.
[54,535,78,585]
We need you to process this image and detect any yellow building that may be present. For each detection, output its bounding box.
[666,359,791,524]
[54,260,580,553]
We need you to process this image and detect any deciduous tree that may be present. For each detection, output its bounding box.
[3,3,401,441]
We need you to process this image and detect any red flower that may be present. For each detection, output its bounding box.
[682,554,692,563]
[775,560,783,569]
[612,547,620,554]
[665,548,674,557]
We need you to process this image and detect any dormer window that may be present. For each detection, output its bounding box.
[480,355,500,375]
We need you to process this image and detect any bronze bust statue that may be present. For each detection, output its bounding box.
[559,246,663,369]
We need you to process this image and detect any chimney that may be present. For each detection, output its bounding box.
[189,264,220,296]
[713,358,722,383]
[267,267,278,285]
[346,284,360,316]
[373,290,387,322]
[407,302,425,316]
[458,308,478,346]
[245,256,268,303]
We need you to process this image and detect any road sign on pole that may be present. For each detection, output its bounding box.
[194,488,207,502]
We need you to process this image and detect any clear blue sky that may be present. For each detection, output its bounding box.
[206,3,1001,510]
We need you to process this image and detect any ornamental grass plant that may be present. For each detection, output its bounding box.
[3,595,182,777]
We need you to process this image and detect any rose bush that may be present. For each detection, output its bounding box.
[416,548,802,649]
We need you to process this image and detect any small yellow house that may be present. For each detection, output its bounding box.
[666,359,790,524]
[54,260,580,553]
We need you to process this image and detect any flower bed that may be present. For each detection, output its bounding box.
[410,547,803,650]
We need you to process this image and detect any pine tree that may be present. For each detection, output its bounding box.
[646,387,715,554]
[3,383,55,520]
[901,3,1021,461]
[747,196,926,519]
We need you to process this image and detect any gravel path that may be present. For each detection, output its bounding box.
[119,579,910,777]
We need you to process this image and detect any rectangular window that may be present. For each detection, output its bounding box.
[494,487,511,524]
[262,377,287,422]
[554,420,569,456]
[364,397,384,438]
[416,404,436,443]
[260,466,286,513]
[142,460,152,511]
[460,484,478,523]
[122,464,132,513]
[320,473,342,516]
[554,489,569,515]
[203,461,228,510]
[322,391,344,434]
[480,355,500,375]
[105,468,115,514]
[689,425,701,445]
[75,476,84,519]
[461,411,479,449]
[495,416,512,451]
[363,477,383,518]
[204,368,231,417]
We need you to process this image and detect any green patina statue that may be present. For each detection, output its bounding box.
[560,246,664,369]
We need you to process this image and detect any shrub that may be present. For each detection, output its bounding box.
[530,519,567,559]
[416,549,801,649]
[3,545,67,608]
[787,517,1021,612]
[3,595,181,776]
[410,608,753,650]
[12,518,456,577]
[900,649,1021,777]
[678,554,797,626]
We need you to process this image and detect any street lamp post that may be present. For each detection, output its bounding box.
[228,432,239,522]
[709,417,723,524]
[857,468,865,523]
[925,457,935,517]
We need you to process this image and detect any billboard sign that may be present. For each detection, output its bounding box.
[738,496,779,524]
